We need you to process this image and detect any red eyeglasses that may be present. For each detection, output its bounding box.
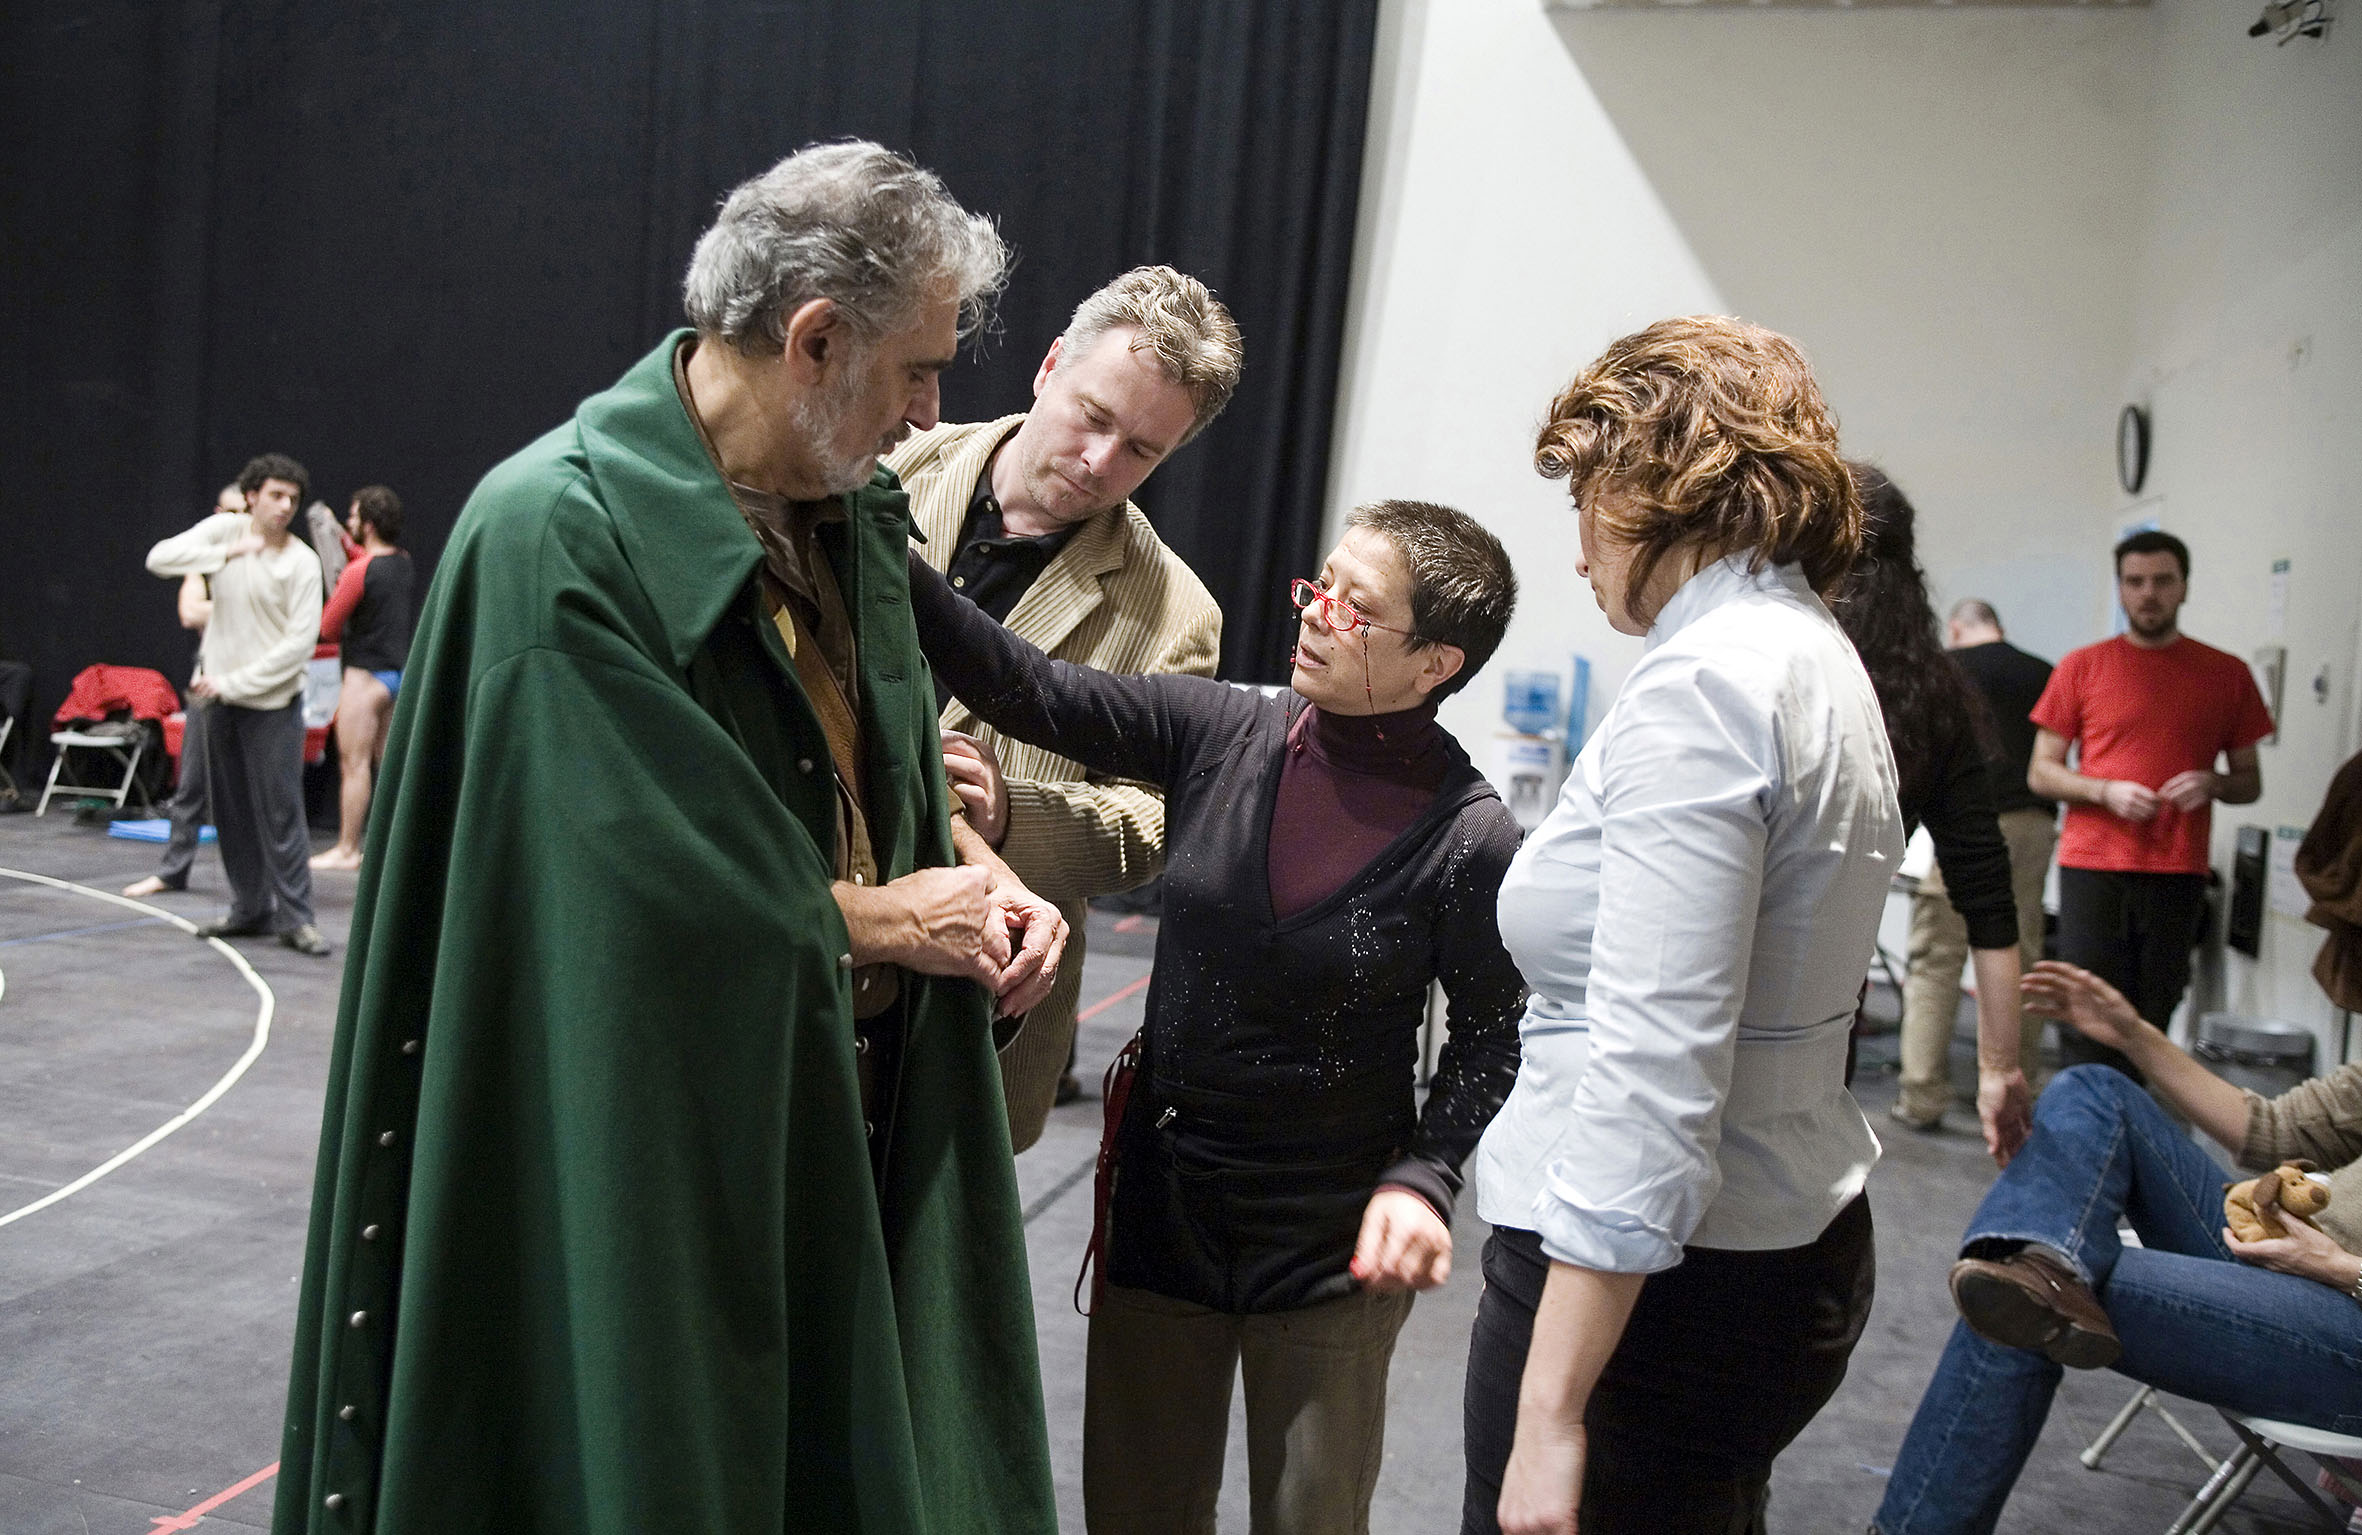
[1290,578,1417,643]
[1290,578,1418,723]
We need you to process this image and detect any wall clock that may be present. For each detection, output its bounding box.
[2117,404,2149,495]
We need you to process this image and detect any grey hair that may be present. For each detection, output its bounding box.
[1949,596,2002,632]
[683,140,1009,356]
[1059,266,1244,444]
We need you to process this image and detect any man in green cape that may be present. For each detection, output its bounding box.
[274,143,1063,1534]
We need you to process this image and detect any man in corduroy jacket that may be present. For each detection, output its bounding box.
[886,266,1238,1149]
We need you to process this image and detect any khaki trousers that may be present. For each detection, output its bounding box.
[1084,1281,1415,1535]
[1896,807,2057,1124]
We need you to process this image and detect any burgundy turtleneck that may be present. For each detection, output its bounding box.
[1267,701,1454,922]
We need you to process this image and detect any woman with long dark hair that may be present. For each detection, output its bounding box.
[1830,467,2035,1161]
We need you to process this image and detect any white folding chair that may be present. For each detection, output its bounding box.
[37,726,148,816]
[2163,1411,2362,1534]
[2084,1384,2222,1477]
[2080,1228,2227,1481]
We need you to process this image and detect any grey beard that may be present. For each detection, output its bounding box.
[793,372,879,498]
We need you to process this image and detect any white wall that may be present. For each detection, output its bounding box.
[2122,0,2362,1062]
[1330,0,2362,1065]
[1329,0,2154,761]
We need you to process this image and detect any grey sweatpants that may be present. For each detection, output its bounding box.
[156,694,212,887]
[201,698,313,930]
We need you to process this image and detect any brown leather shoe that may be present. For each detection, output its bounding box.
[1949,1248,2121,1369]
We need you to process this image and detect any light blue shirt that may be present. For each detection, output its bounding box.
[1474,557,1903,1272]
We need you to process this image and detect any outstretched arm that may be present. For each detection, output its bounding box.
[984,601,1222,900]
[907,545,1231,789]
[320,551,371,642]
[2020,961,2249,1147]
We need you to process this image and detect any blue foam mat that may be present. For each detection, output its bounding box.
[106,818,215,845]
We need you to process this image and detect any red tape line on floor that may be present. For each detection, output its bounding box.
[150,1461,277,1530]
[1075,973,1149,1023]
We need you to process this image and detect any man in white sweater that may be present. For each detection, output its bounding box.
[145,453,330,955]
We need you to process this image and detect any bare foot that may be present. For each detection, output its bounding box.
[309,848,364,871]
[123,875,175,898]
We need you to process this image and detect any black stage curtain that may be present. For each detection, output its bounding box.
[0,0,1378,749]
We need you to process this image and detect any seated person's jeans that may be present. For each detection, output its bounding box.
[1873,1065,2362,1535]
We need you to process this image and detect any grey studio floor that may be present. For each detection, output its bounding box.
[0,810,2327,1534]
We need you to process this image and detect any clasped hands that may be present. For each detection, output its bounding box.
[2098,770,2217,822]
[836,863,1064,1018]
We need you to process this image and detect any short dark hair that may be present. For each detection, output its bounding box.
[350,484,404,544]
[2114,529,2188,580]
[1344,499,1517,703]
[237,453,310,506]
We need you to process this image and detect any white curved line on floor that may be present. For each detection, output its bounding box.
[0,866,275,1231]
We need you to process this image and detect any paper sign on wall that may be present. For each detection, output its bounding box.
[2268,823,2310,921]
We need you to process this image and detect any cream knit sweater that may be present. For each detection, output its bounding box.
[2241,1060,2362,1253]
[146,512,323,710]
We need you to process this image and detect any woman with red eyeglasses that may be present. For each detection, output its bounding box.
[905,498,1525,1534]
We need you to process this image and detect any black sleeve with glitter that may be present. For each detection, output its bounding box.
[906,544,1248,789]
[1378,798,1528,1222]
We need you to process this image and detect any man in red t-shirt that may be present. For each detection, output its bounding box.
[2028,529,2273,1078]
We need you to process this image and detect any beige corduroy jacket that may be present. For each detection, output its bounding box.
[886,415,1222,1152]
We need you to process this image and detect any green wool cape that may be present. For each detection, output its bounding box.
[272,334,1055,1535]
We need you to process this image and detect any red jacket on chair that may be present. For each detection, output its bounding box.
[52,664,182,727]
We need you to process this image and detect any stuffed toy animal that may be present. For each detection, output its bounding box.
[2224,1161,2332,1242]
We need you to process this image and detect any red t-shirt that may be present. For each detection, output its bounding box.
[2030,634,2274,874]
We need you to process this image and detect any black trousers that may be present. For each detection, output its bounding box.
[202,698,314,931]
[2053,867,2207,1080]
[1461,1196,1875,1535]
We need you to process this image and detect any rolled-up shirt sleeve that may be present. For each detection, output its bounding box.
[1531,658,1772,1274]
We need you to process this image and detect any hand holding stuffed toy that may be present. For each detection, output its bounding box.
[2224,1162,2331,1243]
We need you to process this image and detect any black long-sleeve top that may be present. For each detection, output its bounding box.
[1914,714,2022,952]
[909,549,1525,1313]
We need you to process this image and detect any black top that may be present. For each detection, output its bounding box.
[1913,713,2021,952]
[934,473,1079,712]
[1953,639,2057,815]
[343,550,416,674]
[908,549,1525,1313]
